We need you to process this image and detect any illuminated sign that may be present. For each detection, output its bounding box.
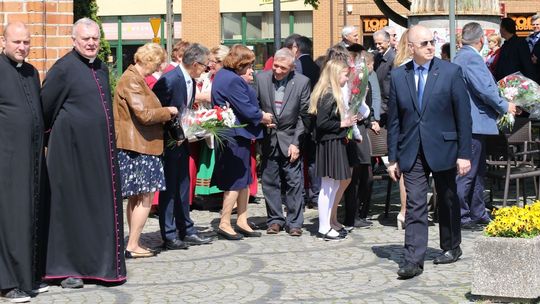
[362,17,389,34]
[509,14,534,37]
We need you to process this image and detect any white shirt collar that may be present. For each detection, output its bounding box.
[412,60,431,72]
[179,63,192,84]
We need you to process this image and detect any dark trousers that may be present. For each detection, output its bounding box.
[261,147,304,229]
[343,164,373,226]
[303,136,321,205]
[456,135,489,224]
[403,152,461,267]
[159,141,196,241]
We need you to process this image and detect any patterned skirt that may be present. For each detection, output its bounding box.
[118,150,166,197]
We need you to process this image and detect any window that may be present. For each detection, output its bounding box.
[246,13,262,39]
[222,13,242,40]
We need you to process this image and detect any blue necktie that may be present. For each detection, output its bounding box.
[417,66,425,108]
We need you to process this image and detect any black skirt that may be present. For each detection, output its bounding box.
[316,138,351,180]
[347,124,372,167]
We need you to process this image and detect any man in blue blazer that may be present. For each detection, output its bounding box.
[387,25,472,279]
[153,43,213,249]
[453,22,516,230]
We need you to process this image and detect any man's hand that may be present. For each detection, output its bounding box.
[261,111,276,128]
[507,102,517,115]
[387,161,401,182]
[532,54,538,65]
[288,144,300,163]
[456,158,471,176]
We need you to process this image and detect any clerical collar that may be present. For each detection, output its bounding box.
[1,52,24,68]
[73,49,98,65]
[16,63,22,68]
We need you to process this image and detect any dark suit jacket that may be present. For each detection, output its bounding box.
[298,54,320,90]
[375,47,396,113]
[255,70,310,156]
[387,58,472,173]
[533,41,540,84]
[153,65,195,113]
[211,68,263,140]
[315,92,348,142]
[494,35,537,81]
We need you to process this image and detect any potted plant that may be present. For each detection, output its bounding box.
[471,201,540,300]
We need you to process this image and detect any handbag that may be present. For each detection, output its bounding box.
[164,116,185,141]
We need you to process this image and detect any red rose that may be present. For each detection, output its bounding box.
[351,88,360,95]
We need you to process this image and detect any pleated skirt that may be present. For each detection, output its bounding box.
[315,138,351,180]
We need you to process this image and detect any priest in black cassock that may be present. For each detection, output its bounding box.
[0,22,48,302]
[41,18,126,288]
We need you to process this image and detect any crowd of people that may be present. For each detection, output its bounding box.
[1,13,540,302]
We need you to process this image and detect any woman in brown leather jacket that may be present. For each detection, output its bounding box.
[113,43,178,258]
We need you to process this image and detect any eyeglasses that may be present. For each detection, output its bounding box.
[411,39,436,47]
[196,61,210,70]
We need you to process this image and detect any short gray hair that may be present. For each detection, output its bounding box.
[342,25,357,38]
[532,14,540,23]
[182,43,210,65]
[373,29,390,41]
[72,17,100,39]
[461,22,484,45]
[383,25,396,34]
[273,48,295,65]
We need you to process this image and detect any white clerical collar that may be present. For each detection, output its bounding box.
[16,62,23,68]
[88,57,96,63]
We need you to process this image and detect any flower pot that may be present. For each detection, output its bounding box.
[471,235,540,300]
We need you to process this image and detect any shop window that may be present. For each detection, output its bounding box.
[222,13,242,40]
[294,11,312,38]
[246,13,262,40]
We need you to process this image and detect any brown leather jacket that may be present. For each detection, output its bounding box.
[113,65,172,156]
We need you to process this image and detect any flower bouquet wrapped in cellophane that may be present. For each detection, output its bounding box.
[497,73,540,131]
[167,105,244,148]
[347,56,370,141]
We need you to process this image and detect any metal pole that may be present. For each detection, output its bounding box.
[166,0,174,62]
[343,0,347,27]
[449,0,456,61]
[274,0,281,51]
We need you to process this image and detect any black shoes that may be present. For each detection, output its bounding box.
[60,277,84,289]
[163,239,189,250]
[461,221,484,231]
[184,234,213,245]
[433,247,462,265]
[216,228,244,240]
[2,288,31,303]
[236,226,262,237]
[32,282,49,294]
[397,263,423,279]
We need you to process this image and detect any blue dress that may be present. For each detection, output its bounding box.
[210,68,263,190]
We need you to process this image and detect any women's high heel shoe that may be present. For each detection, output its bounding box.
[125,250,156,259]
[397,213,406,230]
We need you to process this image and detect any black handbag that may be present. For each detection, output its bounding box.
[165,116,185,141]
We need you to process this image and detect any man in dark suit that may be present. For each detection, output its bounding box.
[531,15,540,83]
[153,43,213,249]
[374,29,396,127]
[294,36,321,209]
[387,25,472,279]
[255,48,311,236]
[453,22,516,230]
[495,17,537,82]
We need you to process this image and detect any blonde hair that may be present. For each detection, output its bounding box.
[488,33,502,47]
[308,59,349,117]
[134,43,166,73]
[394,29,411,67]
[210,45,230,62]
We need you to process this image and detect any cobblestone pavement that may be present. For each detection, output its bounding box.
[21,180,529,304]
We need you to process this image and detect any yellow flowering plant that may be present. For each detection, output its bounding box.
[484,201,540,238]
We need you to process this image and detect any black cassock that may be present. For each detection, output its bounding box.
[0,54,46,292]
[41,50,126,283]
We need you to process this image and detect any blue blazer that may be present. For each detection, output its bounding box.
[211,68,263,140]
[153,65,195,112]
[387,58,472,172]
[453,45,508,135]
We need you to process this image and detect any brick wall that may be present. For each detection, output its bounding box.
[0,0,73,79]
[181,0,220,49]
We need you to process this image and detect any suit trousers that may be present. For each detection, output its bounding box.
[159,141,197,241]
[303,136,321,204]
[261,146,304,229]
[343,164,373,226]
[403,151,461,267]
[456,135,490,224]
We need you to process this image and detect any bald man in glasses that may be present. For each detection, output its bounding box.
[386,25,472,279]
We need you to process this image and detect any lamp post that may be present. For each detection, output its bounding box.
[166,0,174,62]
[449,0,456,60]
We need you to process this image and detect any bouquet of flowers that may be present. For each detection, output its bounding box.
[168,105,243,148]
[497,73,540,130]
[347,57,370,141]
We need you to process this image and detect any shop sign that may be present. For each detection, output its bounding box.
[509,14,534,37]
[362,17,388,33]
